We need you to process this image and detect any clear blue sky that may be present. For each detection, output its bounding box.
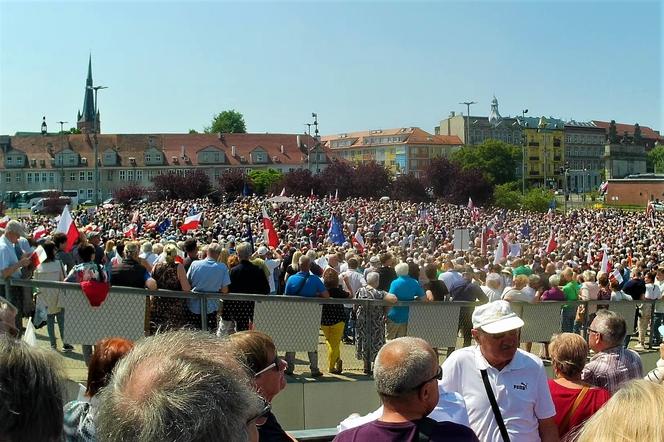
[1,1,662,136]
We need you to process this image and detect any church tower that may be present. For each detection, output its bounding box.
[77,55,100,134]
[488,95,503,128]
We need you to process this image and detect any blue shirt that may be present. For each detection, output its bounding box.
[0,235,20,279]
[387,276,424,324]
[187,258,231,314]
[284,271,326,297]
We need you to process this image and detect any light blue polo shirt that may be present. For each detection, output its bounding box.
[284,271,326,297]
[387,276,424,324]
[0,235,21,279]
[187,258,231,314]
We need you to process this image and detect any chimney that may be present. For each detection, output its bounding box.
[450,111,455,117]
[181,145,185,159]
[296,135,301,149]
[280,144,284,154]
[231,145,236,157]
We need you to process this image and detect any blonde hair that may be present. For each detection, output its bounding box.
[549,333,588,379]
[573,380,664,442]
[291,251,303,272]
[513,274,529,290]
[217,248,229,266]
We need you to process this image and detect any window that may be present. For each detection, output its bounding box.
[147,170,157,180]
[155,154,162,162]
[87,171,93,181]
[69,155,76,165]
[6,157,12,165]
[5,174,9,184]
[49,172,54,183]
[255,152,265,163]
[27,173,32,184]
[80,171,85,181]
[15,173,21,183]
[127,170,134,181]
[145,154,151,163]
[119,170,126,181]
[87,189,94,198]
[135,170,143,181]
[70,172,76,181]
[16,156,23,165]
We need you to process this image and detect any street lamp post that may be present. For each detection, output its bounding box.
[57,121,68,192]
[312,113,319,173]
[88,85,107,205]
[459,101,477,145]
[521,109,528,194]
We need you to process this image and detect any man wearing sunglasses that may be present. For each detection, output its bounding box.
[440,300,558,442]
[335,337,479,441]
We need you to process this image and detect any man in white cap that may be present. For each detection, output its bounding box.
[440,300,558,442]
[255,245,282,295]
[0,221,32,333]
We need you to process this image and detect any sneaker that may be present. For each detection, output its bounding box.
[63,344,74,352]
[634,343,645,351]
[310,370,323,378]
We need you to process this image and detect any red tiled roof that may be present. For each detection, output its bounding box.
[592,121,662,141]
[321,127,461,147]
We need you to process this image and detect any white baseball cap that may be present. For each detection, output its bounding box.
[257,246,269,256]
[472,300,524,334]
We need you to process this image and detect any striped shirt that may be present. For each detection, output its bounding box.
[582,346,643,394]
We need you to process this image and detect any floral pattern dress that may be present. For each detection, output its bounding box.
[354,285,387,361]
[149,261,187,333]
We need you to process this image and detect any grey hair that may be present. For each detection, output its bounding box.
[583,270,596,282]
[593,310,627,346]
[306,250,317,260]
[236,242,253,260]
[549,274,560,287]
[366,271,380,287]
[395,262,409,276]
[96,330,263,442]
[374,337,436,398]
[207,242,223,256]
[485,273,502,289]
[298,255,311,267]
[4,220,24,236]
[141,241,153,253]
[0,335,64,441]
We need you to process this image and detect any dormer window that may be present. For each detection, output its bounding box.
[6,157,12,165]
[145,154,151,163]
[155,153,162,162]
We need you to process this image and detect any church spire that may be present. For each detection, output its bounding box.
[77,54,99,133]
[488,95,503,127]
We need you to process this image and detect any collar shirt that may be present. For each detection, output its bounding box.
[481,285,501,303]
[582,346,643,394]
[441,346,555,442]
[0,235,20,279]
[342,270,367,296]
[439,270,465,293]
[186,257,231,314]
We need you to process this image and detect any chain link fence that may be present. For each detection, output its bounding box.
[9,279,662,376]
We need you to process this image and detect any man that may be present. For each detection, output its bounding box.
[139,241,159,268]
[637,271,661,350]
[284,255,328,376]
[221,242,270,334]
[481,272,503,303]
[187,242,231,331]
[340,257,366,344]
[582,309,643,394]
[87,231,105,265]
[386,262,424,340]
[377,252,397,292]
[440,300,558,442]
[96,330,267,442]
[182,237,199,272]
[451,268,488,348]
[0,334,65,441]
[257,245,282,295]
[0,221,32,332]
[335,337,478,442]
[52,231,75,274]
[110,241,157,290]
[438,260,465,294]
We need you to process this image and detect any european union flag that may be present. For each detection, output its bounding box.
[242,182,251,197]
[521,221,531,239]
[245,222,254,249]
[328,215,346,246]
[156,218,171,235]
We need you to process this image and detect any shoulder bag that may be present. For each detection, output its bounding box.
[480,369,510,442]
[559,386,589,435]
[80,263,110,307]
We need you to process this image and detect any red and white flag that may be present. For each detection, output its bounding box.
[493,234,508,265]
[467,197,474,209]
[310,188,315,200]
[352,230,365,253]
[55,205,78,252]
[547,208,554,221]
[180,212,202,232]
[471,207,480,222]
[600,244,609,273]
[586,247,593,265]
[144,220,158,231]
[262,208,279,248]
[32,225,48,240]
[131,210,140,224]
[30,245,48,268]
[334,189,339,201]
[545,228,557,254]
[0,216,9,228]
[123,224,137,239]
[279,187,286,197]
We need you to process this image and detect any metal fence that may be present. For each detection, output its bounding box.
[10,278,663,374]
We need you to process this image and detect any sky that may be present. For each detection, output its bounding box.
[0,0,662,137]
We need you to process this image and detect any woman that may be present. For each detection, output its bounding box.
[229,331,294,442]
[547,333,609,439]
[103,240,116,278]
[149,243,191,334]
[355,272,397,373]
[33,241,71,351]
[321,268,350,374]
[573,380,664,442]
[540,274,565,301]
[596,272,611,310]
[502,274,532,302]
[424,264,448,301]
[63,337,134,441]
[283,251,303,285]
[576,271,599,334]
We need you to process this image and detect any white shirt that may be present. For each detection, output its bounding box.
[337,387,470,433]
[0,235,21,279]
[481,285,501,303]
[341,269,366,296]
[264,258,281,293]
[441,346,555,442]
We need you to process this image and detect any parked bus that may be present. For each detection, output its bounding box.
[6,190,79,209]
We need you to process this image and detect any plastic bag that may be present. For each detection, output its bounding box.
[22,319,37,346]
[32,295,48,328]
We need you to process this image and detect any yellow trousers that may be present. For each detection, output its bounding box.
[321,322,345,371]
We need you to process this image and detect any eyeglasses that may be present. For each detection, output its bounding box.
[412,366,442,391]
[254,355,283,377]
[588,328,600,336]
[247,396,271,426]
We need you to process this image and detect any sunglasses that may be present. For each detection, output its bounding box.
[412,366,443,391]
[247,396,272,426]
[254,355,283,377]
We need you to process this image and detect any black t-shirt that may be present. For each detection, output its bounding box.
[111,258,146,288]
[623,278,646,301]
[377,266,397,292]
[258,411,291,442]
[424,280,448,301]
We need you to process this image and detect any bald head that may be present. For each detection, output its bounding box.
[374,337,437,399]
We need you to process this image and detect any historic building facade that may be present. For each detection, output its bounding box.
[564,121,606,192]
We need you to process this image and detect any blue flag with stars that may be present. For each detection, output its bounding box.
[156,218,171,235]
[328,215,346,245]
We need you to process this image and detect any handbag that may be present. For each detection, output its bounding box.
[559,386,589,435]
[80,264,110,307]
[481,369,511,442]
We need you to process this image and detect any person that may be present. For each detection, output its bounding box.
[501,274,532,302]
[53,231,76,274]
[480,272,502,303]
[63,337,135,441]
[139,241,159,268]
[283,255,328,376]
[0,334,65,441]
[547,333,610,438]
[636,271,660,350]
[644,338,664,384]
[110,241,157,290]
[572,380,664,442]
[182,237,199,271]
[150,243,191,333]
[321,267,350,374]
[257,246,282,295]
[334,337,479,442]
[229,331,295,442]
[96,330,269,442]
[560,269,580,333]
[32,240,71,350]
[424,263,449,301]
[386,262,424,340]
[438,260,465,294]
[355,272,397,373]
[450,268,488,348]
[187,242,231,331]
[376,252,397,292]
[582,309,643,394]
[87,231,105,265]
[340,257,366,344]
[0,296,18,337]
[539,274,565,301]
[440,300,558,442]
[0,220,32,332]
[222,242,270,334]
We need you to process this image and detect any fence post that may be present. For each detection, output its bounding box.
[363,299,372,374]
[200,293,208,332]
[581,301,590,341]
[649,299,656,348]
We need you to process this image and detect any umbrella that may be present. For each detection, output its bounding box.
[266,196,294,203]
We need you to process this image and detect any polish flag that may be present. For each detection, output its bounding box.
[180,212,202,232]
[586,247,593,265]
[545,229,557,254]
[123,224,137,239]
[30,245,48,268]
[334,189,339,201]
[144,220,158,231]
[33,225,48,240]
[467,197,474,209]
[262,208,279,248]
[600,244,609,273]
[547,208,554,221]
[310,188,315,200]
[0,216,9,228]
[352,230,365,253]
[280,187,286,197]
[493,234,508,265]
[55,206,78,252]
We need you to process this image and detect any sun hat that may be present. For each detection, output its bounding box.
[472,300,525,334]
[257,246,269,256]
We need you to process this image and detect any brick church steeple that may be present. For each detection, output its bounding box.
[77,55,100,134]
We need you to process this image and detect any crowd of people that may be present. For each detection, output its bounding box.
[2,194,664,440]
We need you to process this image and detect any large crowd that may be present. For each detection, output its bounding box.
[1,194,664,441]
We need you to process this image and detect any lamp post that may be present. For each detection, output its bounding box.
[57,121,68,192]
[521,109,528,194]
[312,112,320,173]
[562,161,570,215]
[459,101,477,145]
[88,84,107,205]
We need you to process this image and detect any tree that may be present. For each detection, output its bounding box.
[451,140,521,185]
[521,188,551,213]
[422,157,461,198]
[352,161,393,198]
[493,182,522,210]
[180,169,212,199]
[204,110,247,134]
[217,168,247,195]
[446,168,493,205]
[189,129,199,134]
[633,123,642,145]
[648,146,664,173]
[278,169,324,196]
[390,173,429,202]
[248,169,283,195]
[151,172,180,200]
[319,160,357,198]
[68,127,81,134]
[113,184,148,206]
[608,120,618,143]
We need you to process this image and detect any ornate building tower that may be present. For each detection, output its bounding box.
[76,55,100,134]
[488,95,503,128]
